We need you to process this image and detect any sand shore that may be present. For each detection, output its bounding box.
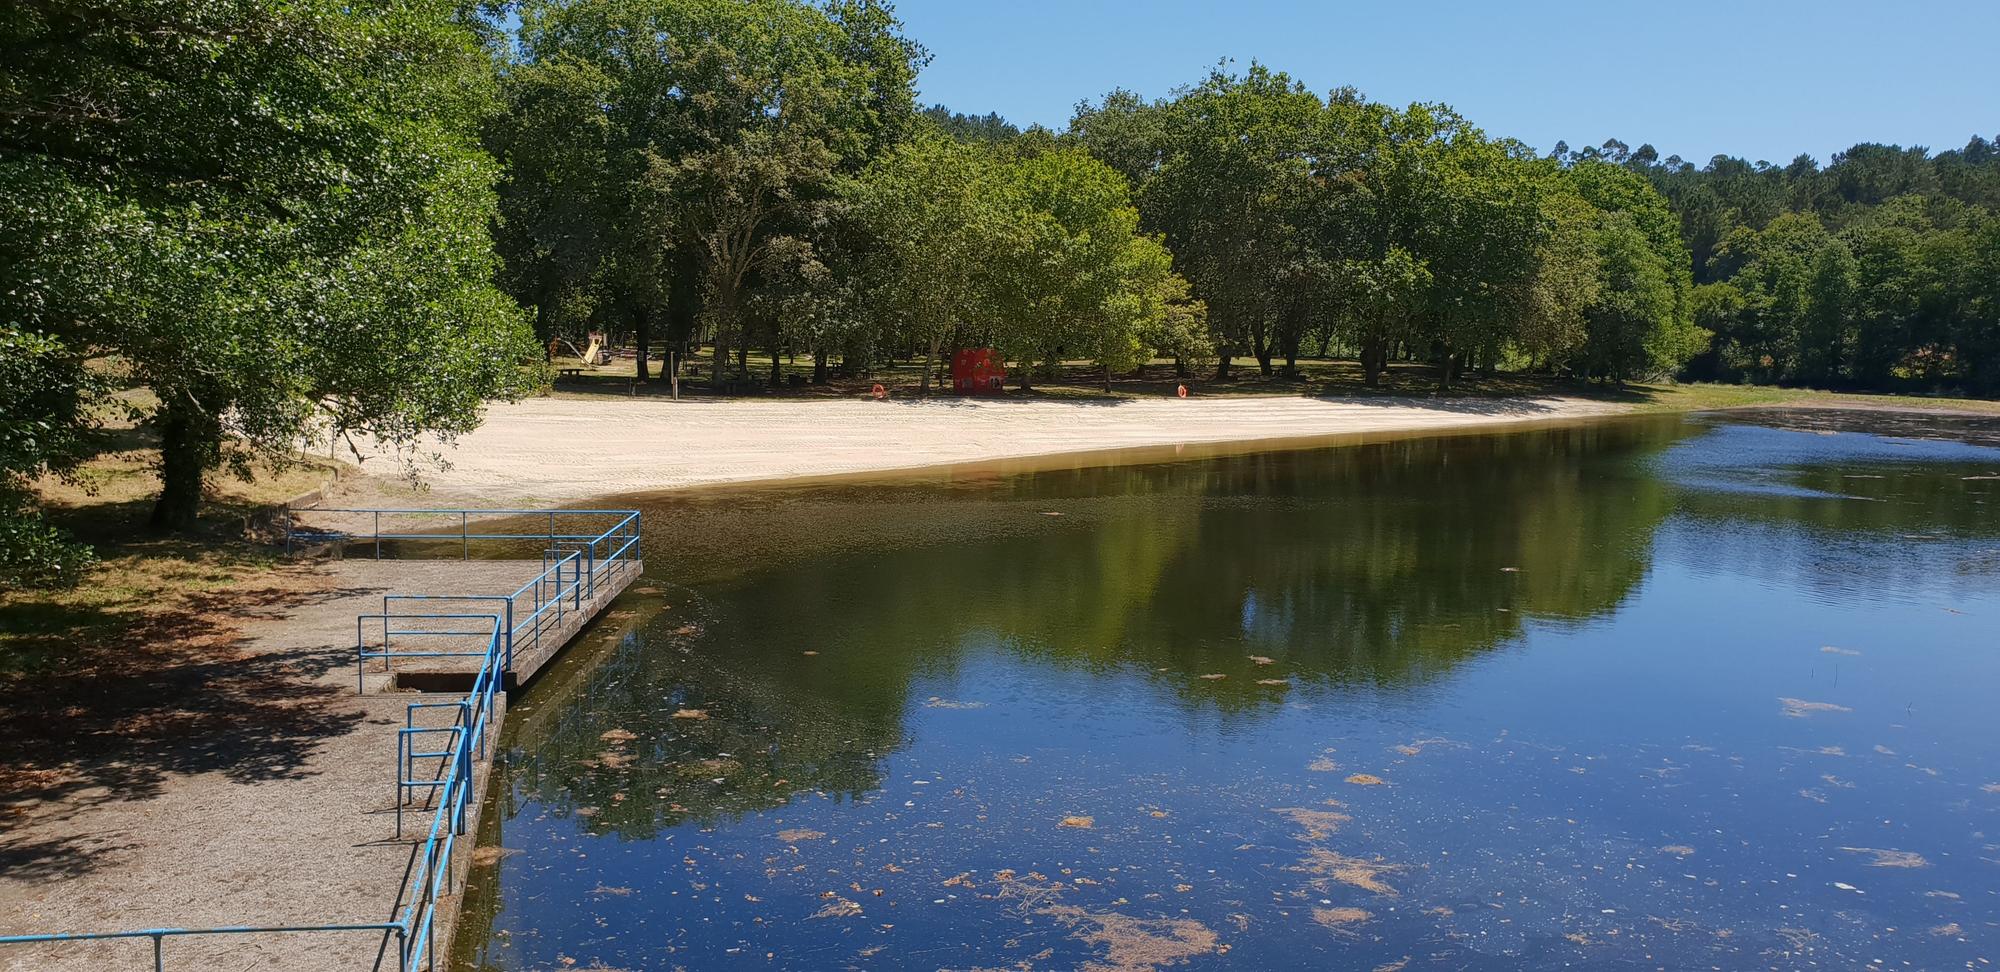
[345,393,1629,504]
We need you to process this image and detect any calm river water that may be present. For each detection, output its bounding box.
[454,409,2000,971]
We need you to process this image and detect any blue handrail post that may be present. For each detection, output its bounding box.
[374,511,382,560]
[461,512,468,560]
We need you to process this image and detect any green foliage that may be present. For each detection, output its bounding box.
[507,0,928,384]
[919,105,1021,144]
[850,136,1001,386]
[1,0,536,529]
[1579,214,1678,382]
[1586,134,2000,393]
[0,329,101,587]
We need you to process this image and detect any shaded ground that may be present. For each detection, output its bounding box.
[549,355,2000,415]
[0,560,541,972]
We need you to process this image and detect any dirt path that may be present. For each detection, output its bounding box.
[346,394,1628,504]
[0,561,538,972]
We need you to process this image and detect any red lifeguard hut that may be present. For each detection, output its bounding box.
[951,348,1004,395]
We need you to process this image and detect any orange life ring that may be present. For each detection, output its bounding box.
[1176,384,1189,398]
[871,383,887,400]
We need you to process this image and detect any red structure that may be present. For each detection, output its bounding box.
[952,348,1005,395]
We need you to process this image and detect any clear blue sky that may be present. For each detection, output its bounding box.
[895,0,1998,166]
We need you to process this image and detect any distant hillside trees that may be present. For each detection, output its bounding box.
[1561,137,2000,394]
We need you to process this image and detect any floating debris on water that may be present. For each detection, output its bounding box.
[1292,849,1403,897]
[813,896,863,919]
[1041,905,1220,972]
[1839,846,1929,868]
[1311,906,1370,932]
[1272,806,1351,840]
[925,697,986,709]
[1778,697,1852,718]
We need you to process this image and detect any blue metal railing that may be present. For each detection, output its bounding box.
[3,508,642,970]
[283,507,642,564]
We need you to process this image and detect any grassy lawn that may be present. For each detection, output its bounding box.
[1,423,345,683]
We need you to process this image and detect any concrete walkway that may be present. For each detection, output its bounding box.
[0,560,602,972]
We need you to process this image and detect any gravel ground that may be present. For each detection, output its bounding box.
[0,561,545,972]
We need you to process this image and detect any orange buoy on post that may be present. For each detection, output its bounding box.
[1176,384,1189,398]
[871,383,887,400]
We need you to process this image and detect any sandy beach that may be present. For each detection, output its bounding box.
[345,393,1630,504]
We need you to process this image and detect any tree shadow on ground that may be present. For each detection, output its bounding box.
[0,577,368,880]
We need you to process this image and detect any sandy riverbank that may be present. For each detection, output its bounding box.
[346,394,1630,504]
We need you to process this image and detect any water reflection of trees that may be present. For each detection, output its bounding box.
[1660,416,2000,599]
[498,418,1698,837]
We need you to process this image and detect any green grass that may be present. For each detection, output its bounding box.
[3,421,347,680]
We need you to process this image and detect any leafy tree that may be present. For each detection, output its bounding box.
[849,136,999,391]
[920,104,1020,144]
[0,330,101,587]
[515,0,924,387]
[1579,213,1678,382]
[1,0,535,530]
[1340,248,1433,385]
[985,148,1202,389]
[1132,63,1322,379]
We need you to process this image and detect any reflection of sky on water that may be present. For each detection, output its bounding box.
[457,411,2000,971]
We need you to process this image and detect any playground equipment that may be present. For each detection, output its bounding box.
[548,332,612,367]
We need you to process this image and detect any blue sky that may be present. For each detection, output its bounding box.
[895,0,1998,165]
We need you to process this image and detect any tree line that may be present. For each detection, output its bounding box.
[3,0,1996,587]
[1579,139,2000,392]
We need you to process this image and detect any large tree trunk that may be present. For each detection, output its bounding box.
[813,349,828,384]
[666,250,700,346]
[711,327,730,389]
[1360,335,1387,387]
[920,334,940,394]
[150,391,221,531]
[1253,329,1273,377]
[633,307,651,383]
